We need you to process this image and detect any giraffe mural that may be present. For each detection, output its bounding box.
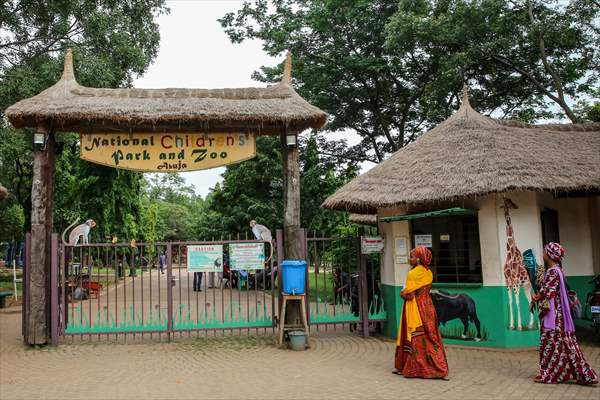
[502,197,535,330]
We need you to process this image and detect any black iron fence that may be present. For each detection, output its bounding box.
[23,228,385,344]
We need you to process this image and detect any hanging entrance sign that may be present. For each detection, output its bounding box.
[230,243,265,270]
[187,245,223,273]
[361,236,384,254]
[80,133,256,172]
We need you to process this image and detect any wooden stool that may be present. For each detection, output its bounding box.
[277,294,309,347]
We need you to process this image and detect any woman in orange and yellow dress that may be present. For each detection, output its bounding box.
[393,246,449,379]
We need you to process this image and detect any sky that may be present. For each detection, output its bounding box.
[133,0,276,197]
[133,0,367,197]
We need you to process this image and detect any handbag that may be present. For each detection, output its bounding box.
[568,290,582,319]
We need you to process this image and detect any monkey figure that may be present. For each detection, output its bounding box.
[249,220,273,263]
[62,219,96,246]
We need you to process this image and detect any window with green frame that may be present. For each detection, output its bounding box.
[411,215,482,283]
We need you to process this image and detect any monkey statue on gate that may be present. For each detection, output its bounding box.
[249,220,273,263]
[62,218,96,246]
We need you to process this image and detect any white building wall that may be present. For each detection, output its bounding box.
[376,192,599,289]
[591,197,600,275]
[537,193,598,277]
[476,195,503,286]
[378,207,411,287]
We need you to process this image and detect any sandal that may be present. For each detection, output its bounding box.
[392,370,402,375]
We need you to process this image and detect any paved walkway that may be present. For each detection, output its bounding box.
[1,307,599,400]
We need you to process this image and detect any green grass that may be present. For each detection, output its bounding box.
[77,266,146,276]
[0,270,22,296]
[271,271,337,303]
[439,324,489,341]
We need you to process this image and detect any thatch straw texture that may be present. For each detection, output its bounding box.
[323,91,600,214]
[349,213,377,226]
[5,50,327,134]
[0,183,7,201]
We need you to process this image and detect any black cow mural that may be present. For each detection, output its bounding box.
[430,289,482,341]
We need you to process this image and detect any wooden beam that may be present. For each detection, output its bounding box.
[281,131,304,260]
[27,126,55,345]
[280,131,304,329]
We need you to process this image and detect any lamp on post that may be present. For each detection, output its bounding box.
[33,131,46,150]
[286,133,297,148]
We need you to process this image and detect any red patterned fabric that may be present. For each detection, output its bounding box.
[539,331,597,384]
[538,268,597,384]
[544,242,565,262]
[413,246,432,267]
[394,285,448,378]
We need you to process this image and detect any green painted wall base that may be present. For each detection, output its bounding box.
[380,276,596,348]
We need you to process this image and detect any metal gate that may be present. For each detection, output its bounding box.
[55,237,275,341]
[275,228,386,336]
[28,229,384,343]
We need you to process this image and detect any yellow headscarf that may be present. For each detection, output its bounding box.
[396,264,433,343]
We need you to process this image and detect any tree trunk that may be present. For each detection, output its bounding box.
[28,128,55,345]
[280,132,304,327]
[281,132,304,260]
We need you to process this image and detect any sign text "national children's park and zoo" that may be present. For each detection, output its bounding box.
[80,133,256,172]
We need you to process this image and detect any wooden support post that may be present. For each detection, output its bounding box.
[358,229,370,338]
[28,126,55,345]
[281,131,304,330]
[281,131,304,260]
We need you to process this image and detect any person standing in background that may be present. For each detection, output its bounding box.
[159,251,167,275]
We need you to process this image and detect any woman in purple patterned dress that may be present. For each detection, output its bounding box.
[531,242,597,385]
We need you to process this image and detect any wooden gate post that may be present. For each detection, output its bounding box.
[281,130,304,260]
[280,54,305,330]
[28,126,56,345]
[280,54,304,261]
[358,229,370,338]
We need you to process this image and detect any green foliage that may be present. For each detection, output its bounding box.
[0,127,33,232]
[196,135,358,239]
[0,0,168,240]
[0,203,25,241]
[220,0,599,165]
[198,136,283,238]
[385,0,599,123]
[220,0,405,161]
[587,103,600,122]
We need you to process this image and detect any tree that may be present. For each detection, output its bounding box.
[300,133,359,234]
[220,1,408,162]
[0,0,169,239]
[197,134,358,239]
[200,136,284,238]
[220,0,599,166]
[385,0,599,123]
[141,174,206,242]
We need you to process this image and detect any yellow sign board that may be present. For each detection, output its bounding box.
[80,133,256,172]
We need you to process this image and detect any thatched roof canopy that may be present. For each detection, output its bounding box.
[5,50,327,134]
[323,89,600,214]
[349,213,377,226]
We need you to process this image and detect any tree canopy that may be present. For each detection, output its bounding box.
[0,0,169,242]
[220,0,599,164]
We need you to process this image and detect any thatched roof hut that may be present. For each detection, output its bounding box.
[5,49,327,135]
[0,183,7,201]
[349,213,377,226]
[322,89,600,214]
